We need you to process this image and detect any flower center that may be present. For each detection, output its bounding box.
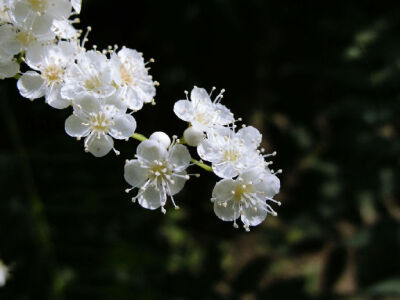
[232,183,253,203]
[89,112,110,133]
[16,31,36,46]
[28,0,48,13]
[42,65,64,85]
[85,76,102,91]
[120,65,136,86]
[223,148,241,162]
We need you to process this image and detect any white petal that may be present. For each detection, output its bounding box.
[31,15,53,37]
[45,84,71,109]
[65,114,90,137]
[256,171,280,198]
[109,114,136,140]
[86,134,114,157]
[214,200,238,222]
[168,144,191,169]
[103,93,128,112]
[0,59,19,79]
[73,95,101,113]
[168,172,188,195]
[213,161,238,179]
[214,103,234,125]
[124,160,149,188]
[17,71,46,99]
[137,140,167,163]
[173,100,193,122]
[190,86,211,105]
[237,126,262,148]
[197,138,220,162]
[138,185,163,210]
[52,20,78,39]
[71,0,81,13]
[241,203,268,226]
[212,179,236,203]
[121,87,143,111]
[47,0,72,19]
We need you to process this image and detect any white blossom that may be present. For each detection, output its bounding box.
[0,260,9,287]
[7,0,72,38]
[61,50,116,100]
[65,94,136,157]
[124,138,191,213]
[17,41,78,108]
[212,167,281,230]
[197,125,264,179]
[110,47,156,111]
[173,86,234,132]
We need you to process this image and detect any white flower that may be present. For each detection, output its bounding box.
[0,260,9,287]
[0,58,19,79]
[124,138,191,213]
[17,41,78,108]
[212,167,281,230]
[110,47,156,111]
[61,50,116,100]
[198,125,264,179]
[173,86,234,132]
[65,94,136,157]
[7,0,72,38]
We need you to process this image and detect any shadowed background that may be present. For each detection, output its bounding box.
[1,0,400,299]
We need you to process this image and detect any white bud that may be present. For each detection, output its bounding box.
[149,131,171,149]
[183,127,205,147]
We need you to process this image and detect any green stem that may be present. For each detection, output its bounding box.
[131,133,213,173]
[190,158,213,172]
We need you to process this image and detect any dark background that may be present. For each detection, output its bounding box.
[1,0,400,299]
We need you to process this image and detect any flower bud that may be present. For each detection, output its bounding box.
[183,127,205,147]
[149,131,171,149]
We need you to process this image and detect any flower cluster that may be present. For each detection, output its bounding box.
[173,86,282,230]
[1,0,282,232]
[1,0,158,157]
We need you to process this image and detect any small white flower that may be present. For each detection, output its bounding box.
[17,41,78,108]
[174,86,234,132]
[212,167,281,230]
[61,50,116,100]
[65,94,136,157]
[124,138,191,213]
[110,47,156,111]
[7,0,72,38]
[198,125,264,179]
[0,260,9,287]
[0,58,19,79]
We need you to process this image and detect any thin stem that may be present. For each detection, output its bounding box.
[131,132,213,173]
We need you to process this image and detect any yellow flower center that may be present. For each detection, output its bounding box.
[16,31,36,47]
[120,65,136,86]
[85,76,102,91]
[42,65,64,85]
[89,113,109,132]
[223,149,241,162]
[28,0,48,13]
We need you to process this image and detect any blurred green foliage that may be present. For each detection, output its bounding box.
[1,0,400,299]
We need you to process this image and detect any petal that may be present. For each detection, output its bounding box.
[122,87,144,111]
[190,86,211,105]
[214,103,234,125]
[214,200,238,222]
[31,15,53,37]
[255,170,280,198]
[173,100,193,122]
[197,138,220,162]
[138,185,163,210]
[52,20,78,39]
[71,0,82,13]
[0,59,19,79]
[104,93,128,112]
[17,71,46,99]
[213,161,238,179]
[86,134,114,157]
[168,172,188,195]
[137,140,167,163]
[237,126,262,148]
[241,203,268,227]
[109,114,136,140]
[212,179,236,203]
[124,160,149,188]
[168,144,191,170]
[65,114,90,137]
[47,0,72,19]
[73,95,101,113]
[45,84,71,109]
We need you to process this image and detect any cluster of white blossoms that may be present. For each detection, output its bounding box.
[172,87,282,230]
[1,0,158,157]
[1,0,282,232]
